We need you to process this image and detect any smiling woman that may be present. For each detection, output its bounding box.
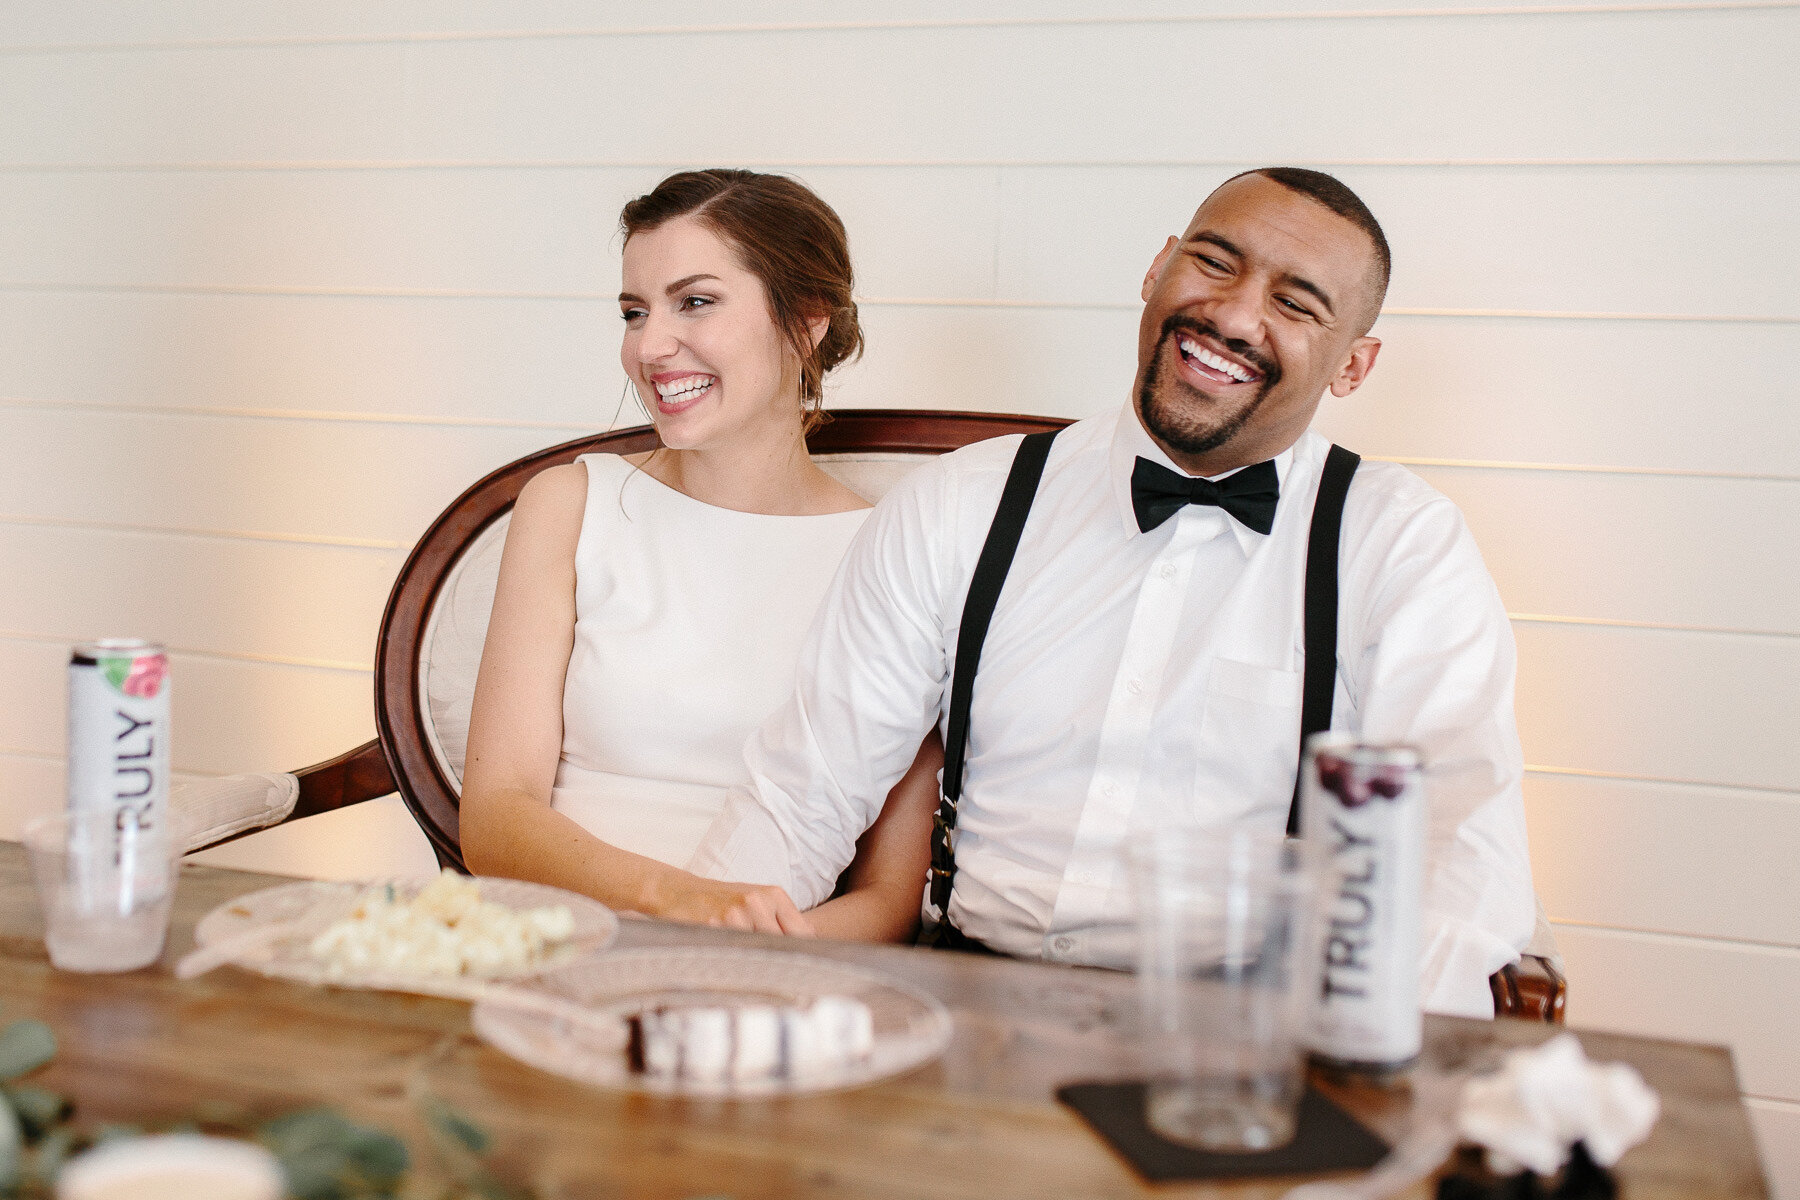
[620,169,864,436]
[457,170,942,942]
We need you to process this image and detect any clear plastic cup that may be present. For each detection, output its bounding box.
[24,810,175,973]
[1131,827,1319,1152]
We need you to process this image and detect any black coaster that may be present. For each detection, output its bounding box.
[1056,1081,1389,1182]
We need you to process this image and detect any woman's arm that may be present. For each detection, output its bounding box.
[459,464,810,933]
[806,730,943,943]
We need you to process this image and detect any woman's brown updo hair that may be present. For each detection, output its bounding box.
[619,169,862,431]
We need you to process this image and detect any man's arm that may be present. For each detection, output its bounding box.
[691,452,972,909]
[1343,474,1537,1019]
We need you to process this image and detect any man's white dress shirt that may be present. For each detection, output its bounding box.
[692,405,1537,1018]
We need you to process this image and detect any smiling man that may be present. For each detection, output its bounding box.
[692,168,1537,1017]
[1135,171,1384,474]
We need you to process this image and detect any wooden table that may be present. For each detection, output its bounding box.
[0,846,1768,1200]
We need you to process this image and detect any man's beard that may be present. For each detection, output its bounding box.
[1135,316,1280,459]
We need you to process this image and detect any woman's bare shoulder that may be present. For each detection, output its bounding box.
[508,461,591,546]
[517,460,589,506]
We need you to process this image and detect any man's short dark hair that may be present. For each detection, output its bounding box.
[1222,166,1391,310]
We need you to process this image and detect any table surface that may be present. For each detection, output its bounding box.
[0,845,1768,1200]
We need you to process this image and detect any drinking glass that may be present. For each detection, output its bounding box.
[24,810,175,973]
[1130,827,1319,1152]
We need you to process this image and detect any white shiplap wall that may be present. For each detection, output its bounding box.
[1,2,1795,1188]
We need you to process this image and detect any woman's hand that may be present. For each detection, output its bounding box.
[651,873,817,937]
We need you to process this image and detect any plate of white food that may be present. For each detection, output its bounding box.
[471,948,954,1098]
[188,871,619,998]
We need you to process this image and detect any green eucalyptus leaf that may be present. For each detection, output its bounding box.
[3,1084,70,1138]
[275,1145,349,1200]
[28,1124,75,1186]
[0,1091,23,1191]
[0,1021,57,1081]
[471,1176,529,1200]
[421,1097,489,1157]
[344,1124,409,1183]
[258,1106,410,1200]
[260,1111,355,1200]
[261,1106,354,1153]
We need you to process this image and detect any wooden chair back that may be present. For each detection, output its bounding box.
[372,410,1066,869]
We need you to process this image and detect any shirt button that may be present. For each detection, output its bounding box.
[1053,936,1075,954]
[1160,563,1177,580]
[1126,679,1143,695]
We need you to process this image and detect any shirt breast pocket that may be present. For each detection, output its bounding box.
[1197,659,1303,819]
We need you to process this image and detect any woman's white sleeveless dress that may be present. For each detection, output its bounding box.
[550,454,869,867]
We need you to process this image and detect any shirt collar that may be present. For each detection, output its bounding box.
[1107,403,1296,554]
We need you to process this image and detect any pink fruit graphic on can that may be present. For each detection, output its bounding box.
[101,652,168,699]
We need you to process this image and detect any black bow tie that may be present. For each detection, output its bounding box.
[1131,456,1280,535]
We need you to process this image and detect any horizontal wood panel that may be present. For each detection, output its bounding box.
[0,291,621,429]
[0,641,63,763]
[1524,773,1800,945]
[6,0,1764,51]
[6,294,1798,477]
[996,163,1800,316]
[1,165,1795,319]
[184,793,439,881]
[0,525,399,668]
[0,166,1003,306]
[0,290,1129,430]
[1744,1100,1800,1200]
[0,42,411,165]
[0,636,374,776]
[1313,315,1800,477]
[0,12,1794,165]
[1514,623,1800,792]
[0,753,60,836]
[8,403,1797,636]
[162,652,372,776]
[1556,924,1800,1104]
[1417,467,1800,634]
[0,404,555,546]
[843,305,1138,421]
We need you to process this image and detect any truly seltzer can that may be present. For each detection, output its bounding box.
[1300,732,1424,1076]
[67,640,172,908]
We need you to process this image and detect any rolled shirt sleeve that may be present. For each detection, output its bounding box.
[1340,470,1537,1017]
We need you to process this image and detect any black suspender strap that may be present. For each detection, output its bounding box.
[923,434,1358,942]
[1289,443,1362,834]
[923,430,1060,939]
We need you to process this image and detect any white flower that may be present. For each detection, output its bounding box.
[1457,1033,1660,1175]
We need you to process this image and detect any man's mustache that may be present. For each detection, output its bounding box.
[1159,315,1279,385]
